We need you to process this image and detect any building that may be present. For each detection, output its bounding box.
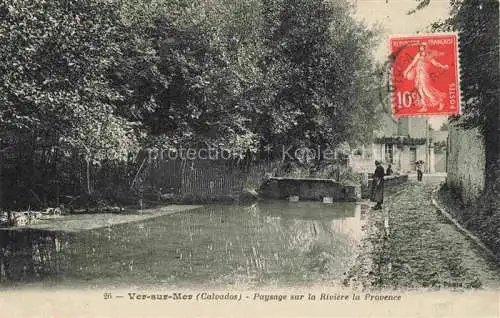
[351,113,436,174]
[431,129,448,172]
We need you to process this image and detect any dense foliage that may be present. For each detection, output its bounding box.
[0,0,381,208]
[0,0,142,207]
[118,0,381,154]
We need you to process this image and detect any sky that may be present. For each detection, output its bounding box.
[354,0,451,129]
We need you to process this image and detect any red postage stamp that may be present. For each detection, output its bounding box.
[390,34,460,117]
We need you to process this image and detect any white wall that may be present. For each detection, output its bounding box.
[446,125,485,203]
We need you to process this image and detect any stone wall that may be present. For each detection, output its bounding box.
[446,124,486,204]
[434,153,446,172]
[259,177,361,201]
[361,174,409,198]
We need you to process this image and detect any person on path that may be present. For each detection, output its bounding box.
[370,160,385,210]
[416,160,424,182]
[386,164,393,176]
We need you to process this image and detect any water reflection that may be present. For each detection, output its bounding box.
[0,230,72,283]
[329,204,363,244]
[0,202,366,288]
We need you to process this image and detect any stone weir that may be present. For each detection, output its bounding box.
[259,177,361,202]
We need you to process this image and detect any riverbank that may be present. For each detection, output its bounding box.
[0,205,202,233]
[437,185,500,259]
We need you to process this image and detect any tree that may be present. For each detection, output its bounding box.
[0,0,383,207]
[453,0,499,194]
[0,0,141,206]
[414,0,499,195]
[116,0,264,156]
[255,0,381,157]
[118,0,381,160]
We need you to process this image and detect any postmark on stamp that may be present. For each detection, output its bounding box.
[389,34,460,117]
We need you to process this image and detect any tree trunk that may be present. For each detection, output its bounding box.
[0,152,2,211]
[86,158,91,195]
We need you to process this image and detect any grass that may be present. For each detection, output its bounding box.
[438,185,500,259]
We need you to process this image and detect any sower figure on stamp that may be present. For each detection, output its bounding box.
[403,44,449,112]
[370,161,385,210]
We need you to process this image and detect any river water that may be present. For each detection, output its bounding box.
[0,201,367,289]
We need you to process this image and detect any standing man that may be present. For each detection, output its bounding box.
[370,161,385,210]
[416,160,424,182]
[386,164,393,176]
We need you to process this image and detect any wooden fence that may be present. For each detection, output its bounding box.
[143,159,281,202]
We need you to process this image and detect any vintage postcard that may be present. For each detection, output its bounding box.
[0,0,498,317]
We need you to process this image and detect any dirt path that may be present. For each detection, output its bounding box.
[347,181,500,290]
